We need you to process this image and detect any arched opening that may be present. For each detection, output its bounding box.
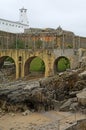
[54,56,70,73]
[0,56,16,82]
[24,56,45,79]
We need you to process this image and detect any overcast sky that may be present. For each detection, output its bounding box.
[0,0,86,36]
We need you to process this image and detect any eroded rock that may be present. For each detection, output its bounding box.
[0,70,86,112]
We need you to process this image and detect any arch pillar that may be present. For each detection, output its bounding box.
[44,55,55,77]
[15,61,24,79]
[15,55,23,79]
[15,63,19,79]
[45,66,54,77]
[21,60,25,78]
[15,53,26,79]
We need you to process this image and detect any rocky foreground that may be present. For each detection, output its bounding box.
[0,69,86,113]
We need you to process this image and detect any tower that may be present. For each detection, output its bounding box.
[19,7,29,25]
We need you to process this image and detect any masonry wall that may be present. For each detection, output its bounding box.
[18,32,86,49]
[0,30,86,50]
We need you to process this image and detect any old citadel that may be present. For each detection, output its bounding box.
[0,7,86,49]
[0,8,86,79]
[0,6,86,130]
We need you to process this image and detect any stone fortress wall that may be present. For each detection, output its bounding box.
[21,26,86,49]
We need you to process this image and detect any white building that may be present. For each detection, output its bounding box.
[0,7,29,34]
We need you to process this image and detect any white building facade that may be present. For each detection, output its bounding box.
[0,7,29,34]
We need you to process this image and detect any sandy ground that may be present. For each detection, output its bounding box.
[0,110,86,130]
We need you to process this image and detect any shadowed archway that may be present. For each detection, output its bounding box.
[54,56,70,73]
[0,56,16,80]
[24,56,45,79]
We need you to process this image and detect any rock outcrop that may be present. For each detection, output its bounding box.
[0,70,86,112]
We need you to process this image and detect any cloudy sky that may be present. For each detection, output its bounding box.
[0,0,86,36]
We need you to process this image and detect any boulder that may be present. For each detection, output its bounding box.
[59,99,72,111]
[79,71,86,79]
[77,91,86,106]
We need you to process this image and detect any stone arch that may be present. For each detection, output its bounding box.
[54,56,70,73]
[0,56,16,79]
[24,56,45,78]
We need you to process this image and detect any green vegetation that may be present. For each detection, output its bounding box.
[29,57,70,73]
[35,40,43,49]
[57,57,70,72]
[30,57,45,72]
[67,44,73,48]
[12,39,25,49]
[5,57,14,63]
[11,39,43,49]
